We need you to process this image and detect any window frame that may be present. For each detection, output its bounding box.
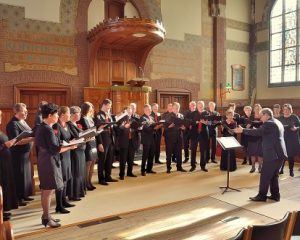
[268,0,300,87]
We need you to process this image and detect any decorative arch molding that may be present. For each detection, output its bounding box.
[262,0,277,22]
[149,79,199,99]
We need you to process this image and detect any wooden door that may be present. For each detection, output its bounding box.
[158,91,190,114]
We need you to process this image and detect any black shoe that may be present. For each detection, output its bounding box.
[211,160,218,164]
[3,215,10,221]
[127,174,137,177]
[99,180,109,186]
[201,167,208,172]
[141,172,146,176]
[155,161,163,164]
[24,197,34,201]
[166,169,171,174]
[63,201,75,208]
[146,170,157,174]
[71,198,81,201]
[267,195,280,202]
[4,212,11,217]
[133,163,138,166]
[55,207,70,214]
[189,166,196,172]
[120,176,124,180]
[87,185,96,190]
[183,158,189,163]
[249,195,267,202]
[105,178,118,182]
[250,168,255,173]
[42,218,61,228]
[290,170,294,177]
[279,169,284,174]
[18,200,27,206]
[242,160,247,165]
[177,168,187,172]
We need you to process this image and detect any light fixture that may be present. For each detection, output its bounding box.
[132,33,146,38]
[225,82,232,90]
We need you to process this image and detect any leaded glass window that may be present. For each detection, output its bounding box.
[269,0,300,85]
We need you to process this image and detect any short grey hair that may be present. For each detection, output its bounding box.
[14,103,27,113]
[70,106,81,114]
[260,108,273,118]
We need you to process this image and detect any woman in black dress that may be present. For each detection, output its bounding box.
[35,103,76,228]
[240,105,253,165]
[279,104,300,177]
[6,103,34,206]
[247,104,263,173]
[53,106,75,213]
[220,109,237,172]
[78,102,100,190]
[68,106,86,200]
[0,110,18,221]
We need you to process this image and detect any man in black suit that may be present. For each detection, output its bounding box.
[151,103,163,164]
[164,102,187,173]
[94,99,118,185]
[190,101,209,172]
[234,108,287,202]
[207,101,220,164]
[139,104,156,176]
[183,101,196,163]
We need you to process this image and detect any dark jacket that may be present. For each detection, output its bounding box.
[243,118,287,162]
[140,114,155,145]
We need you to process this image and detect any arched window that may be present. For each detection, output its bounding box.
[269,0,299,86]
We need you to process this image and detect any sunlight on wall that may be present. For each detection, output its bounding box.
[125,1,140,18]
[88,0,105,31]
[0,0,60,22]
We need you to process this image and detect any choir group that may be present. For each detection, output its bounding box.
[0,99,299,228]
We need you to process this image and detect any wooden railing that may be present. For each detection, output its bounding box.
[0,186,14,240]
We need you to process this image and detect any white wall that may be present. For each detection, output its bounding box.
[161,0,202,40]
[88,0,105,31]
[124,1,140,18]
[226,0,251,23]
[0,0,60,22]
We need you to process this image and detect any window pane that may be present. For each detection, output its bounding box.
[270,67,282,83]
[285,12,297,30]
[271,16,282,33]
[285,47,297,64]
[285,0,297,12]
[284,65,296,82]
[271,33,282,50]
[285,29,297,47]
[271,50,282,66]
[271,0,282,17]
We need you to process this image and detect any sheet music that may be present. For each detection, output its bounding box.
[217,137,242,149]
[61,138,84,147]
[78,127,96,138]
[115,111,128,122]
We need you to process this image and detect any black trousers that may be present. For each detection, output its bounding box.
[154,133,162,163]
[165,140,182,170]
[190,137,209,168]
[183,132,190,160]
[259,159,282,197]
[98,143,113,182]
[119,141,135,177]
[141,142,155,173]
[207,135,217,161]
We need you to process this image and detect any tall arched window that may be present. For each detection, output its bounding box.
[269,0,299,86]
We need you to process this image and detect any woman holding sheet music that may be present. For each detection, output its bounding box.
[6,103,34,206]
[78,102,99,190]
[0,110,18,221]
[220,109,237,172]
[35,103,77,228]
[53,106,75,214]
[68,106,86,201]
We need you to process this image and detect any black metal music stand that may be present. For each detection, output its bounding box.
[217,136,242,194]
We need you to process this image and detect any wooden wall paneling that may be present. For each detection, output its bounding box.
[0,108,13,134]
[97,59,110,86]
[111,59,124,83]
[84,88,111,112]
[126,61,137,82]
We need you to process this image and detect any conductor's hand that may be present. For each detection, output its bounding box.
[290,126,298,132]
[168,123,175,128]
[233,125,244,134]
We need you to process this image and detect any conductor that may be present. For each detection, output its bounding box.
[234,108,287,202]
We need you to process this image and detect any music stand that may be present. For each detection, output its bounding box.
[217,136,242,194]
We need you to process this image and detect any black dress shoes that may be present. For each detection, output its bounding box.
[99,180,109,186]
[155,161,163,164]
[141,172,146,176]
[166,169,171,174]
[177,168,187,172]
[120,176,124,180]
[63,201,75,208]
[105,178,118,182]
[249,195,267,202]
[127,174,137,177]
[183,158,189,163]
[267,195,280,202]
[211,160,218,164]
[55,207,70,214]
[24,197,34,201]
[87,185,96,190]
[201,167,208,172]
[189,166,196,172]
[71,198,81,201]
[290,170,294,177]
[146,170,157,174]
[18,200,27,206]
